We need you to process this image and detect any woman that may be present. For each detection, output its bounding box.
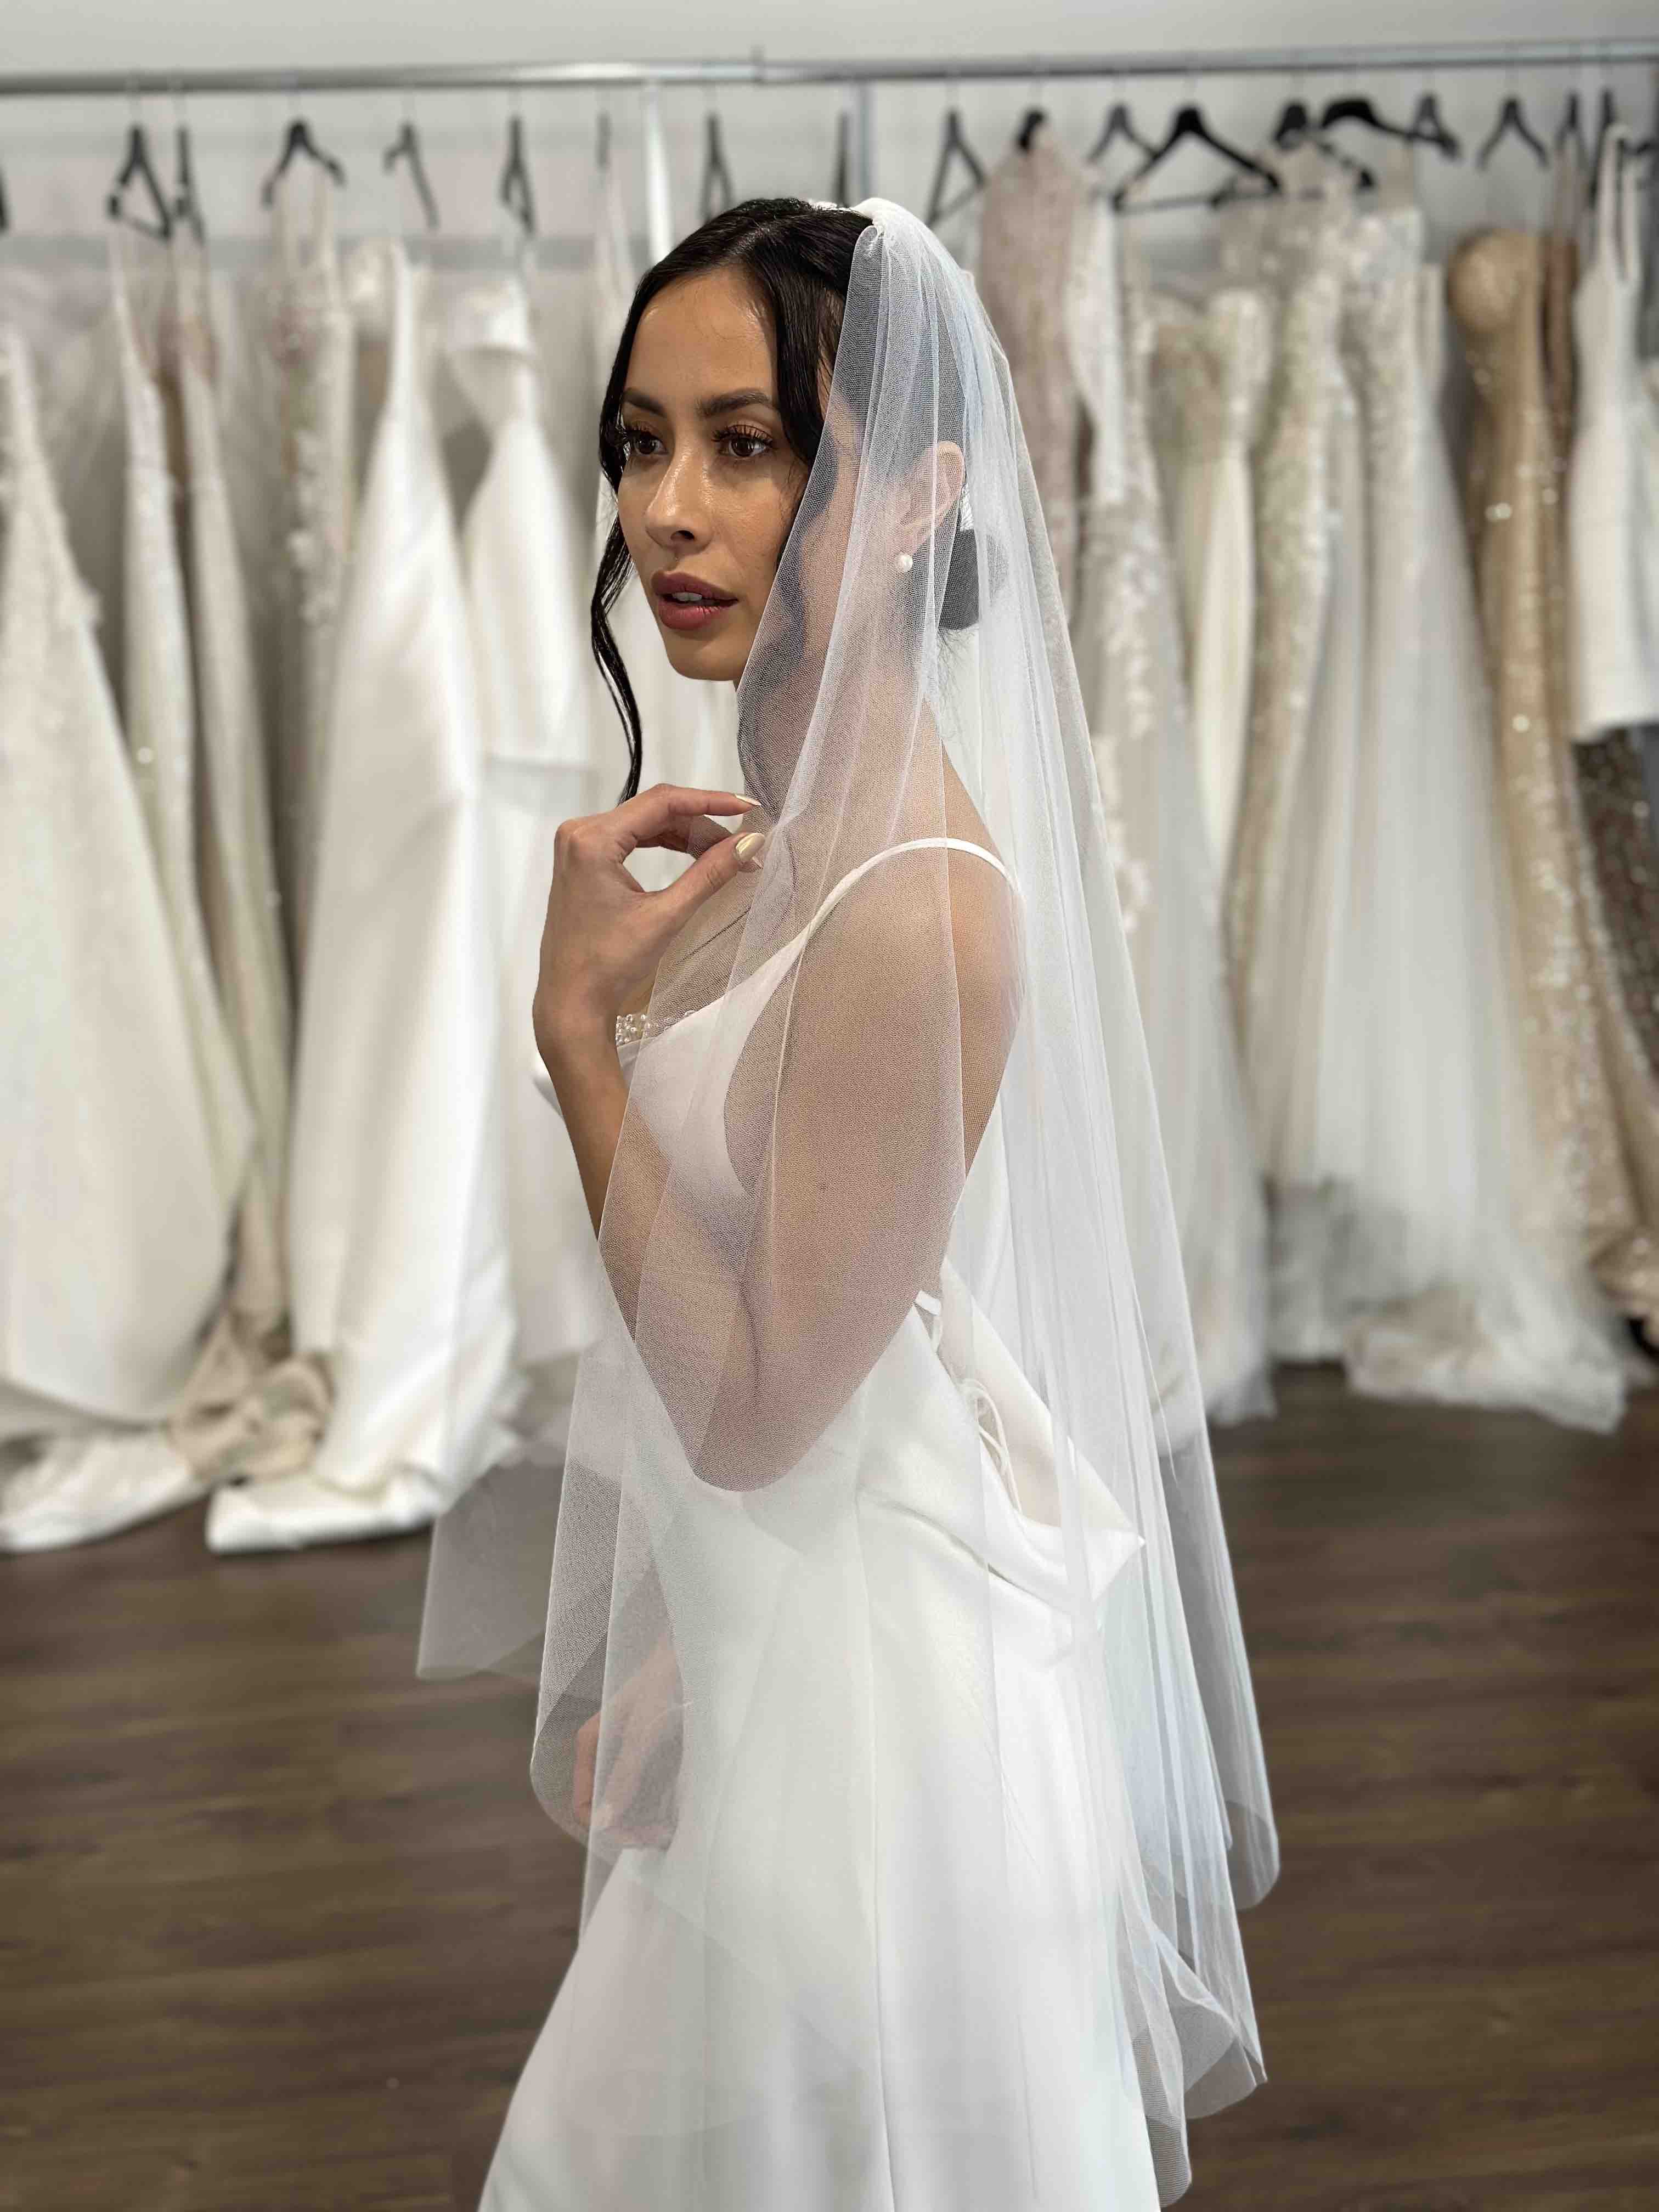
[421,196,1277,2209]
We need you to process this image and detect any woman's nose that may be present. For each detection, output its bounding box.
[644,447,709,545]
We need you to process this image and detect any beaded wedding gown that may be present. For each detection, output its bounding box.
[1148,283,1272,884]
[1220,166,1370,1361]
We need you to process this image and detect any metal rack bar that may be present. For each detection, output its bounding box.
[2,40,1658,103]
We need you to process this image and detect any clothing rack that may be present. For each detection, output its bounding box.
[2,40,1658,101]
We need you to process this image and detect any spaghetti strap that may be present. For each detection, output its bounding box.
[800,836,1016,956]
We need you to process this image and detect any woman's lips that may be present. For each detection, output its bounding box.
[653,587,738,633]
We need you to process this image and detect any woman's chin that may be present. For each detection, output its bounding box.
[659,628,750,685]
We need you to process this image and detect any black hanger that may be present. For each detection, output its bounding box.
[499,114,535,238]
[1113,102,1282,212]
[699,112,735,224]
[1319,92,1419,143]
[1556,91,1587,164]
[259,117,347,210]
[1476,93,1548,172]
[1086,97,1153,165]
[924,104,986,229]
[1408,91,1462,160]
[1015,106,1047,155]
[1593,87,1618,180]
[172,121,206,244]
[106,121,173,241]
[832,108,852,206]
[1262,96,1375,191]
[384,117,440,232]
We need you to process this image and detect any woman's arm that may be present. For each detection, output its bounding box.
[546,847,1024,1493]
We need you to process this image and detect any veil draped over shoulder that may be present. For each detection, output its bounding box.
[421,196,1278,2205]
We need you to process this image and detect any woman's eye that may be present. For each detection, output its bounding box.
[721,428,774,460]
[622,426,663,460]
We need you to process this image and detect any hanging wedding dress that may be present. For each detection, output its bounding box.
[424,195,1275,2212]
[1322,190,1624,1426]
[1148,283,1273,882]
[1220,161,1370,1359]
[1065,198,1272,1425]
[255,166,358,990]
[1567,126,1659,740]
[447,269,606,1415]
[174,235,294,1351]
[1449,215,1659,1335]
[0,320,242,1549]
[590,114,742,887]
[110,241,254,1250]
[978,121,1087,619]
[207,241,519,1551]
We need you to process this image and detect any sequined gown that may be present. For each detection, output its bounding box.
[1148,284,1273,881]
[1220,175,1370,1358]
[1322,207,1624,1426]
[1449,225,1659,1334]
[1066,210,1272,1425]
[979,123,1090,621]
[174,238,294,1349]
[255,166,357,992]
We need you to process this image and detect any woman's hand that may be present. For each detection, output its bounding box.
[572,1632,685,1852]
[533,783,763,1071]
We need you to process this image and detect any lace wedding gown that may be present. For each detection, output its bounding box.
[0,322,241,1546]
[208,241,518,1551]
[488,840,1162,2212]
[1065,202,1272,1425]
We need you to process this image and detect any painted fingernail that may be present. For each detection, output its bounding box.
[734,832,765,869]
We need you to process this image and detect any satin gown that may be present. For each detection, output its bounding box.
[209,241,519,1551]
[485,840,1162,2212]
[448,269,607,1393]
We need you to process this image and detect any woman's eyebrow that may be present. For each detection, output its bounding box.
[621,386,780,420]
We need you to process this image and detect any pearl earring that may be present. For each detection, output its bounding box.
[893,551,914,574]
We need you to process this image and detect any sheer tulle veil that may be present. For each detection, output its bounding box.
[421,195,1278,2202]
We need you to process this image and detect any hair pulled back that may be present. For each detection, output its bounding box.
[591,196,982,802]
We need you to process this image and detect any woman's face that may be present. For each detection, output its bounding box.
[617,267,812,687]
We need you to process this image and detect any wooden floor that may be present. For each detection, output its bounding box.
[3,1366,1656,2211]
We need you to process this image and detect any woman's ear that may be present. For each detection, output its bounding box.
[898,439,966,555]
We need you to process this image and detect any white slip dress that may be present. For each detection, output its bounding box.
[490,838,1161,2212]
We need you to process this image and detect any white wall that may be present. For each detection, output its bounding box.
[6,0,1657,71]
[2,0,1654,246]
